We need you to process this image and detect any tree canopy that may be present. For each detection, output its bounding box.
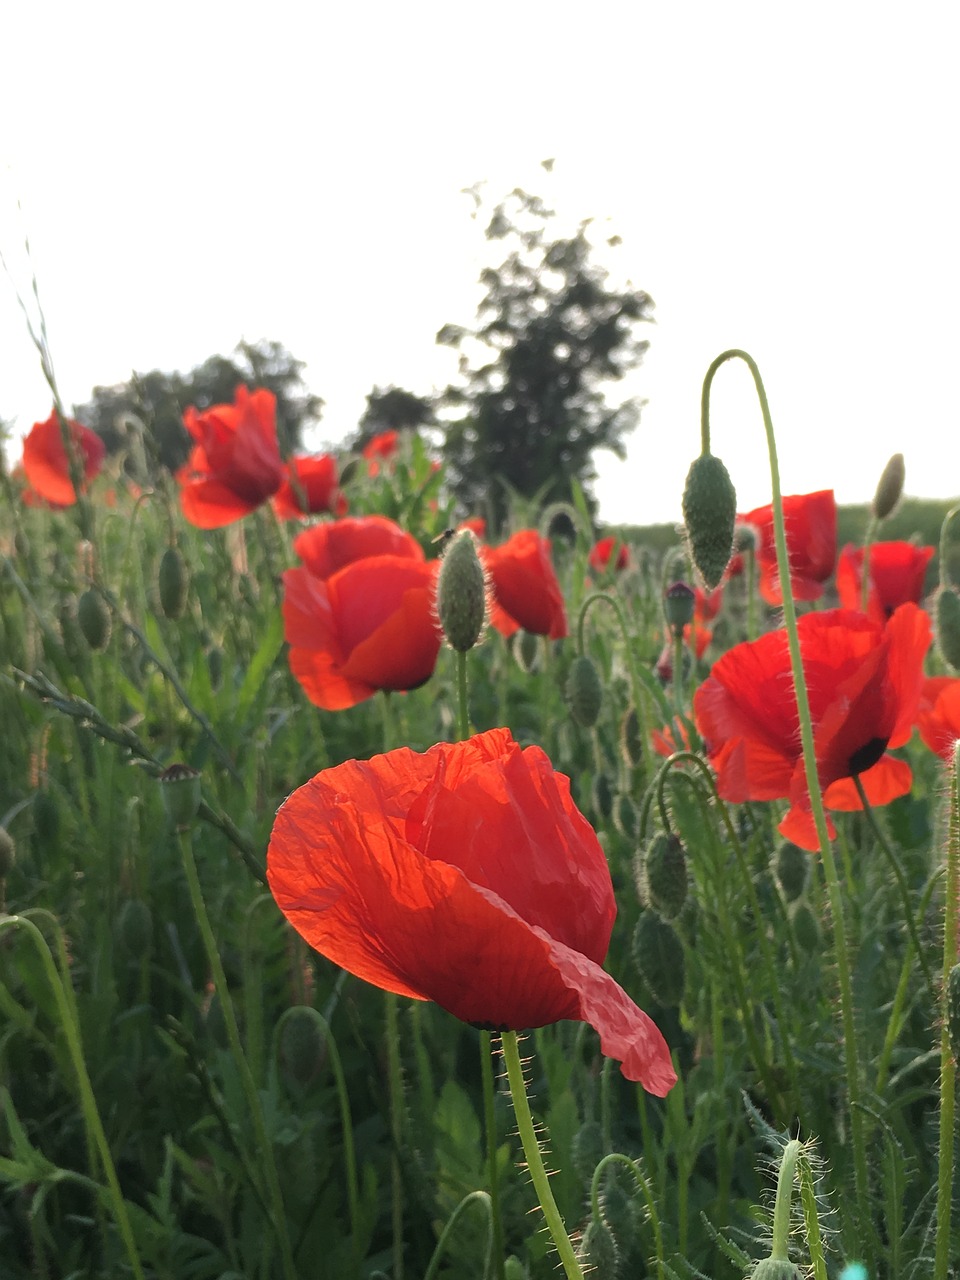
[438,186,653,531]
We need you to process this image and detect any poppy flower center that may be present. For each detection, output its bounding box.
[847,735,889,777]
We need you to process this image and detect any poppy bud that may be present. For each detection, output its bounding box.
[514,630,540,673]
[632,910,686,1006]
[935,588,960,671]
[591,771,614,822]
[790,901,821,954]
[59,597,87,665]
[114,898,153,959]
[14,529,30,559]
[0,827,15,878]
[620,706,643,767]
[33,789,60,846]
[566,654,603,727]
[772,840,808,903]
[872,452,905,521]
[940,505,960,591]
[279,1006,327,1086]
[599,1178,642,1255]
[681,452,737,590]
[748,1261,804,1279]
[158,546,188,619]
[436,529,487,652]
[642,832,688,919]
[575,1217,619,1276]
[571,1118,604,1181]
[503,1258,529,1280]
[159,763,202,830]
[947,963,960,1065]
[664,581,696,635]
[77,588,111,651]
[207,645,225,692]
[613,793,639,839]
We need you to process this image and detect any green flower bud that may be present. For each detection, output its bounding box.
[664,580,695,635]
[749,1261,804,1280]
[158,546,188,619]
[279,1006,327,1087]
[681,451,737,590]
[566,654,603,727]
[947,963,960,1065]
[33,789,60,846]
[940,506,960,591]
[575,1217,619,1277]
[571,1118,604,1182]
[619,706,643,767]
[872,452,905,521]
[643,832,688,919]
[436,530,487,652]
[0,826,15,877]
[77,588,111,650]
[207,645,225,692]
[114,898,153,959]
[772,841,808,903]
[935,588,960,671]
[791,901,821,954]
[632,910,686,1006]
[159,764,202,830]
[514,629,540,673]
[613,793,639,839]
[503,1258,529,1280]
[600,1178,642,1256]
[591,770,614,822]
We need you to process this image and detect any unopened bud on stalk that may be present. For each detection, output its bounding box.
[77,589,111,650]
[159,764,202,830]
[591,771,614,822]
[279,1006,327,1086]
[791,901,821,954]
[681,452,737,590]
[33,789,60,845]
[114,898,153,959]
[575,1217,619,1275]
[935,588,960,671]
[158,546,188,619]
[664,581,695,635]
[772,841,808,903]
[566,654,603,727]
[514,630,540,673]
[872,452,905,521]
[632,909,686,1006]
[436,530,486,652]
[619,706,643,767]
[207,645,225,692]
[642,831,688,919]
[749,1257,804,1278]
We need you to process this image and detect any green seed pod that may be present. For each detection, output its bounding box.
[571,1118,604,1182]
[159,763,202,830]
[643,832,688,920]
[772,841,808,903]
[749,1261,804,1280]
[663,580,695,634]
[567,654,603,727]
[58,597,87,665]
[872,451,905,521]
[935,588,960,670]
[591,770,614,822]
[436,529,487,651]
[632,910,686,1006]
[0,826,15,877]
[33,789,60,846]
[279,1006,327,1086]
[947,963,960,1065]
[158,546,188,619]
[575,1216,619,1277]
[503,1258,529,1280]
[791,901,821,954]
[114,898,153,959]
[619,706,643,767]
[613,793,639,839]
[681,452,737,590]
[600,1177,641,1257]
[14,529,30,560]
[207,645,225,692]
[77,588,111,650]
[514,629,540,673]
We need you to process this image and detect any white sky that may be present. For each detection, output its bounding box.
[2,2,958,526]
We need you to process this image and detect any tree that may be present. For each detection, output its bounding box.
[437,186,653,531]
[348,385,437,453]
[75,339,323,478]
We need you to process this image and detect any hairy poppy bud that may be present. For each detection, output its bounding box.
[571,1118,604,1181]
[566,654,603,727]
[664,581,695,635]
[642,832,688,919]
[514,629,540,673]
[503,1258,529,1280]
[872,452,905,521]
[749,1261,804,1279]
[613,793,639,839]
[207,645,225,692]
[33,789,60,846]
[681,452,737,590]
[575,1217,619,1276]
[158,546,188,619]
[77,588,111,651]
[436,530,486,652]
[791,901,821,954]
[772,841,808,903]
[940,505,960,591]
[115,898,153,959]
[633,910,686,1006]
[0,826,15,877]
[947,963,960,1065]
[279,1006,327,1086]
[620,706,643,767]
[935,588,960,671]
[159,763,202,830]
[591,771,614,822]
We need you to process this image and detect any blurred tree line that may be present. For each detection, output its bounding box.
[67,173,653,529]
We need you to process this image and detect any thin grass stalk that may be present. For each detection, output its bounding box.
[934,744,960,1278]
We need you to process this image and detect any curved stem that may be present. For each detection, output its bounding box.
[577,591,652,771]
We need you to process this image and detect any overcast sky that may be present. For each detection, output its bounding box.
[3,3,958,525]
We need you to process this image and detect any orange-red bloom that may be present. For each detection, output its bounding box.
[178,385,283,528]
[283,554,441,709]
[741,489,837,605]
[836,541,934,623]
[21,410,105,506]
[589,536,629,573]
[267,728,676,1093]
[483,530,568,639]
[916,676,960,761]
[293,515,423,580]
[362,429,400,476]
[694,604,931,849]
[272,455,348,520]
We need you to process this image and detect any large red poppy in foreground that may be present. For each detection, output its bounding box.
[21,410,105,506]
[267,728,675,1093]
[483,530,568,639]
[283,554,441,709]
[272,455,348,520]
[694,604,930,849]
[741,489,837,606]
[178,385,283,527]
[836,541,934,623]
[293,515,423,580]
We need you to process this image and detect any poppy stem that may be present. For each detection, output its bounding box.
[934,745,960,1279]
[577,591,652,778]
[455,650,471,741]
[479,1031,508,1280]
[499,1030,586,1280]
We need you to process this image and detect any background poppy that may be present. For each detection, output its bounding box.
[272,454,348,519]
[178,385,283,528]
[267,728,675,1094]
[836,541,934,623]
[21,410,105,506]
[916,675,960,761]
[483,529,568,639]
[741,489,837,605]
[589,535,629,572]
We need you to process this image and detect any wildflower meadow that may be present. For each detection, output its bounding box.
[2,347,960,1279]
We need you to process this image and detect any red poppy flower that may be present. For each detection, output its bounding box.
[589,536,629,573]
[178,385,283,528]
[21,410,105,506]
[267,728,676,1093]
[694,603,931,850]
[695,585,724,623]
[362,429,400,476]
[283,554,441,709]
[483,530,568,639]
[293,515,423,580]
[272,455,348,520]
[741,489,837,605]
[651,719,693,758]
[836,541,934,623]
[459,517,487,540]
[916,676,960,762]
